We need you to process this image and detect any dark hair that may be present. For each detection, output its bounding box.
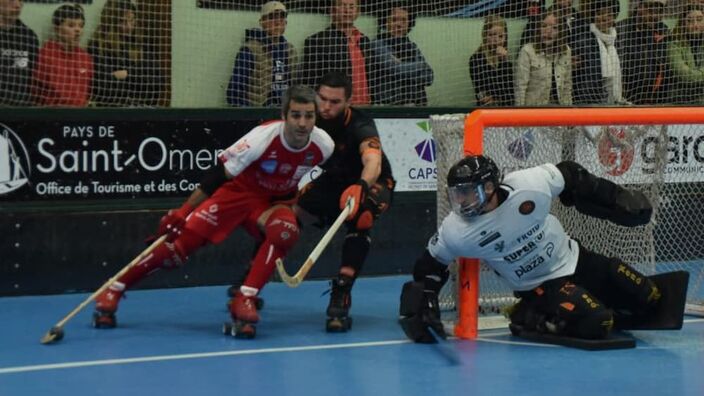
[283,85,318,115]
[381,1,417,31]
[588,0,620,21]
[316,71,353,100]
[52,3,85,27]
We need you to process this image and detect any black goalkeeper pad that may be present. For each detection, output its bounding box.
[616,270,689,331]
[509,323,636,351]
[399,281,445,344]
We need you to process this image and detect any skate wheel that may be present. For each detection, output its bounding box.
[234,321,256,339]
[92,312,117,329]
[223,322,233,336]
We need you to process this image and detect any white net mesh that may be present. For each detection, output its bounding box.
[6,1,702,108]
[431,112,704,326]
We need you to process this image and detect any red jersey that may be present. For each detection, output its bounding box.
[33,40,93,107]
[219,120,334,199]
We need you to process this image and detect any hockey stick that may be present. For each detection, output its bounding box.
[40,234,169,344]
[275,197,353,287]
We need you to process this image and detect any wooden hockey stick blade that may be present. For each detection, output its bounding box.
[40,234,169,344]
[276,198,354,287]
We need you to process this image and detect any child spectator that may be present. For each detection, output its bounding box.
[469,15,514,107]
[33,3,93,107]
[88,0,160,107]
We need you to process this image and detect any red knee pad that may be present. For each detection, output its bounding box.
[264,207,300,251]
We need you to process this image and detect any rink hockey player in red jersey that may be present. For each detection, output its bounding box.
[93,85,334,338]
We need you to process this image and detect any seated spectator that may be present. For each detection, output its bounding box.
[33,3,93,107]
[371,2,433,106]
[515,10,572,106]
[226,1,296,107]
[299,0,374,105]
[572,0,628,104]
[0,0,38,106]
[469,15,514,107]
[667,5,704,103]
[88,0,161,107]
[616,0,670,104]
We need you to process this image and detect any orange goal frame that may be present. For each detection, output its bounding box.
[454,107,704,339]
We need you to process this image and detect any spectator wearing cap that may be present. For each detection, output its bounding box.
[667,4,704,103]
[226,1,297,107]
[32,3,93,107]
[0,0,39,106]
[298,0,374,105]
[616,0,671,104]
[572,0,628,104]
[371,2,433,105]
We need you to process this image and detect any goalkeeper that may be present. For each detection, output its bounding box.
[400,155,666,343]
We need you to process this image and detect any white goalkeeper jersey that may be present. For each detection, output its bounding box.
[428,163,579,291]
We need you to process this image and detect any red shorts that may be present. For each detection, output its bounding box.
[184,188,270,244]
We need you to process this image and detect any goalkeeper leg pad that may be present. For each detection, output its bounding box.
[399,281,439,344]
[615,271,689,330]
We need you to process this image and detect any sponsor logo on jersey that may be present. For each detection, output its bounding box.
[516,223,540,244]
[504,241,537,263]
[519,200,535,215]
[303,151,315,166]
[430,232,439,246]
[478,230,502,247]
[514,255,544,278]
[279,163,292,175]
[233,139,250,154]
[0,123,31,195]
[293,165,312,180]
[494,240,505,253]
[260,160,277,174]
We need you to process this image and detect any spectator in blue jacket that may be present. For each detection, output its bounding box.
[371,2,433,105]
[226,1,296,107]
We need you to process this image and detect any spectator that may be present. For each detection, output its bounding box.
[667,5,704,103]
[33,3,93,107]
[515,10,572,106]
[469,15,514,107]
[0,0,38,106]
[88,0,160,107]
[299,0,374,105]
[616,0,670,104]
[371,2,433,105]
[226,1,296,107]
[572,0,628,104]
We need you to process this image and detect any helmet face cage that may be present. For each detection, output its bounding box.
[446,155,501,219]
[448,182,488,219]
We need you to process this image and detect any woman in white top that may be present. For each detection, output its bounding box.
[515,10,573,106]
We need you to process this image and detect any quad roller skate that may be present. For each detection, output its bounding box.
[223,292,259,339]
[226,285,264,310]
[92,287,124,329]
[325,275,354,332]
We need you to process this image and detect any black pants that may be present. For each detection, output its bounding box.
[517,243,659,339]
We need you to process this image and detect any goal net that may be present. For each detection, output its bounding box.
[431,108,704,338]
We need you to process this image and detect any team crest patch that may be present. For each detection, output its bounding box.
[261,160,278,174]
[519,200,535,215]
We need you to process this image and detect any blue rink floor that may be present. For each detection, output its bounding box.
[1,276,703,396]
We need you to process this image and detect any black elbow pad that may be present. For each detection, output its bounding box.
[555,161,652,227]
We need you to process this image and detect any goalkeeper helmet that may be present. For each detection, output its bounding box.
[447,155,502,219]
